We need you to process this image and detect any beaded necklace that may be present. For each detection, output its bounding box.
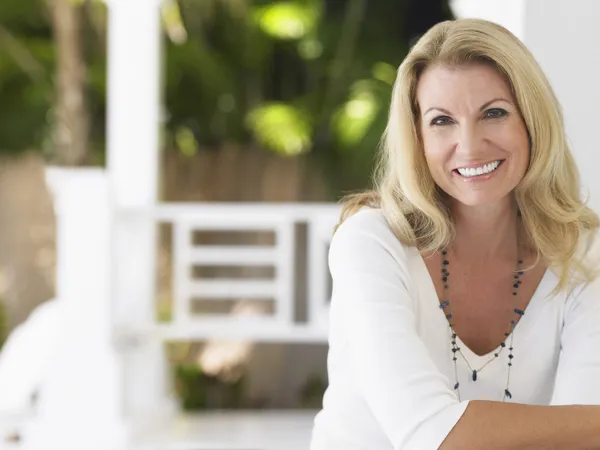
[439,248,525,402]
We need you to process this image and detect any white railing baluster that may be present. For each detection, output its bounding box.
[173,221,192,325]
[274,221,295,326]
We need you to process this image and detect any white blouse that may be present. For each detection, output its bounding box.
[310,208,600,450]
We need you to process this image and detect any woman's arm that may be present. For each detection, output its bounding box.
[330,211,467,449]
[441,401,600,450]
[331,210,600,450]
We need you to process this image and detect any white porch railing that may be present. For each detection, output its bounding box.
[116,203,341,344]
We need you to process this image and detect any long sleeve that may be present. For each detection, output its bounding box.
[550,275,600,405]
[329,210,469,449]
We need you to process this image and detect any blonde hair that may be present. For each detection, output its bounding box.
[339,18,599,291]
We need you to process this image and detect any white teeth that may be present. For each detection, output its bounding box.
[457,160,501,177]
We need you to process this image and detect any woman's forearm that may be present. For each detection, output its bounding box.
[440,400,600,450]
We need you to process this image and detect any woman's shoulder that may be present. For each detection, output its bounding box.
[329,207,420,294]
[335,206,388,231]
[331,207,415,266]
[334,207,401,245]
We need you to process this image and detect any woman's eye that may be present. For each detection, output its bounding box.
[485,108,507,119]
[430,116,452,126]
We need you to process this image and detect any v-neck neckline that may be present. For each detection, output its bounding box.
[413,248,553,362]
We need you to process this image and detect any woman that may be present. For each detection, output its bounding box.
[310,18,600,450]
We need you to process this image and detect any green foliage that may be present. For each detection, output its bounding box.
[0,0,452,192]
[253,1,321,40]
[174,363,246,410]
[0,0,54,155]
[298,373,327,408]
[246,102,312,156]
[164,0,453,194]
[0,0,108,158]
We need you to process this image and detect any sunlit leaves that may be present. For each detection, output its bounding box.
[372,61,396,86]
[162,0,188,45]
[253,1,320,40]
[175,126,198,157]
[332,80,380,148]
[298,35,323,60]
[246,103,312,156]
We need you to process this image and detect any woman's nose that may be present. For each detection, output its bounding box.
[456,125,485,157]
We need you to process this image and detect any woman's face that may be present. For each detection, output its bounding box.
[416,63,530,208]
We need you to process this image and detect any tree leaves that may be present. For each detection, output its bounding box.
[246,103,312,156]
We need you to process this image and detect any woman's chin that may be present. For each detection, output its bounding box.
[448,191,513,208]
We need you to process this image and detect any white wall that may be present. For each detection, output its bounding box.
[451,0,526,41]
[523,0,600,212]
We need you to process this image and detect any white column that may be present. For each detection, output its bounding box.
[451,0,600,212]
[22,169,127,450]
[106,0,175,434]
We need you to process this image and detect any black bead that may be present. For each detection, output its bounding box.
[513,283,519,288]
[508,362,512,366]
[501,342,506,348]
[514,275,519,279]
[494,353,498,357]
[509,347,513,351]
[452,333,457,339]
[442,250,447,255]
[453,357,457,361]
[443,260,449,265]
[446,313,453,319]
[440,301,450,309]
[444,284,449,289]
[454,382,460,390]
[518,271,524,275]
[509,354,514,359]
[504,389,512,399]
[514,308,525,316]
[518,259,523,264]
[512,292,517,296]
[442,276,448,282]
[472,370,478,382]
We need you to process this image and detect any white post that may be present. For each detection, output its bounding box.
[105,0,175,434]
[21,169,127,450]
[451,0,600,212]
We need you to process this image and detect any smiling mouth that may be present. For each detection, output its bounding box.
[454,160,504,178]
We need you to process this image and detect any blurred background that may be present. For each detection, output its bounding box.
[0,0,599,449]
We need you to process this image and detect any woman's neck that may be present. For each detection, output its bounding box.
[450,198,520,262]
